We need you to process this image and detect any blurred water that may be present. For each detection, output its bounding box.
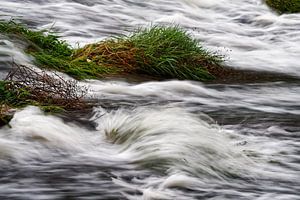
[1,0,300,75]
[0,0,300,199]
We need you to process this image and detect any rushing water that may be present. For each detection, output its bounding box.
[0,0,300,199]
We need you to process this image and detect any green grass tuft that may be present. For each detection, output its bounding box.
[0,20,72,56]
[0,20,114,79]
[266,0,300,14]
[130,26,222,80]
[74,26,224,81]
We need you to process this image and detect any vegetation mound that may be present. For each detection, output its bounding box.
[74,26,224,81]
[1,21,225,81]
[266,0,300,14]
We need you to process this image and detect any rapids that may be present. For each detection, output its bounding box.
[0,0,300,199]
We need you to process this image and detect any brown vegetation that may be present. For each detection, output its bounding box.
[5,63,89,110]
[73,40,141,73]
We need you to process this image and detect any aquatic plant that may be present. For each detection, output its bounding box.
[74,26,224,81]
[266,0,300,14]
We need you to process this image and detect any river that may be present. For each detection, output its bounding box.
[0,0,299,199]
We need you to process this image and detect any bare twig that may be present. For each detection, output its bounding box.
[5,63,89,110]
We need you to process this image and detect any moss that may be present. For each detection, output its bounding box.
[74,26,224,81]
[266,0,300,14]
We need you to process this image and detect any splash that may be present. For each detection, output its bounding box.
[96,106,253,180]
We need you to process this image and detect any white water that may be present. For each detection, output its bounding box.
[1,104,299,199]
[1,0,300,199]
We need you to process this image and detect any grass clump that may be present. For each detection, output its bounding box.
[73,26,224,81]
[0,20,115,79]
[130,26,223,80]
[1,20,225,81]
[33,53,114,79]
[266,0,300,14]
[73,39,140,73]
[0,20,71,56]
